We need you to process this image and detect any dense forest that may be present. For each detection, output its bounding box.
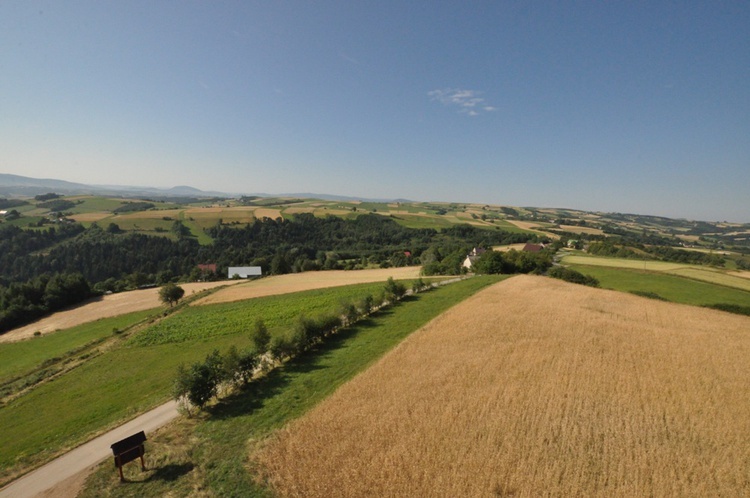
[0,213,539,334]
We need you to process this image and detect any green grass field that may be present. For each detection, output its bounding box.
[0,309,157,385]
[563,254,750,292]
[488,218,535,234]
[388,213,455,229]
[79,275,507,497]
[67,197,128,213]
[0,280,416,483]
[568,265,750,307]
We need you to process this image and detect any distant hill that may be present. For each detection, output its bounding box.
[0,174,93,193]
[0,174,404,204]
[0,174,228,199]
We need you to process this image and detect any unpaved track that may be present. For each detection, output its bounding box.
[0,401,179,498]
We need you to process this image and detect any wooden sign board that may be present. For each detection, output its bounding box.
[110,431,147,480]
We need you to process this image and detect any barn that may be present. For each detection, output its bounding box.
[227,266,262,278]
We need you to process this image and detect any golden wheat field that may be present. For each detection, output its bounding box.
[196,267,424,305]
[256,275,750,497]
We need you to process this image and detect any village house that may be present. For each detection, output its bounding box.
[462,247,487,270]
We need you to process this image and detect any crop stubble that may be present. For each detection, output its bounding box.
[257,275,750,497]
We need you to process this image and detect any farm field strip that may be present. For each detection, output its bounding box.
[504,219,560,238]
[0,281,241,343]
[257,276,750,497]
[558,224,605,235]
[2,269,425,344]
[568,265,750,307]
[562,254,689,271]
[0,280,409,484]
[196,267,424,305]
[563,254,750,291]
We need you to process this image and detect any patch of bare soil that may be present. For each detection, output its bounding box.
[0,281,241,344]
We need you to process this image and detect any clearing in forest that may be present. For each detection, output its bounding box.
[257,275,750,497]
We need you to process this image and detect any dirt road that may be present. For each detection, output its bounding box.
[0,401,179,498]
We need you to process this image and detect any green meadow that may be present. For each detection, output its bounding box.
[568,264,750,307]
[0,309,157,385]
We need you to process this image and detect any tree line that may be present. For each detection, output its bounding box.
[0,273,91,332]
[173,277,420,411]
[0,214,539,334]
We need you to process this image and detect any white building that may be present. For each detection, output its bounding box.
[227,266,262,278]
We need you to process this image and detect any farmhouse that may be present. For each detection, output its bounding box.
[462,247,486,269]
[227,266,262,278]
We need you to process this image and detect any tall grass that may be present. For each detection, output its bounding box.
[257,276,750,497]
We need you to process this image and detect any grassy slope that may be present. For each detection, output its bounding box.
[569,264,750,307]
[0,281,404,483]
[79,275,506,497]
[563,254,750,292]
[0,309,156,384]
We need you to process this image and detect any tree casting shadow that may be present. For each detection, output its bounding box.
[207,315,385,421]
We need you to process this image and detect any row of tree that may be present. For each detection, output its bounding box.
[471,249,554,275]
[172,277,421,411]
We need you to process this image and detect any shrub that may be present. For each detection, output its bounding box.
[358,294,374,316]
[548,267,600,287]
[270,333,297,362]
[340,301,358,327]
[384,277,407,302]
[250,319,271,353]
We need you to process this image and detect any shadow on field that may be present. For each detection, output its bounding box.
[145,462,194,482]
[207,313,387,421]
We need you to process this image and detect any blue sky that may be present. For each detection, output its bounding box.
[1,1,748,222]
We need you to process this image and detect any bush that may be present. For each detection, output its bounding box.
[269,333,297,362]
[548,267,600,287]
[340,301,358,327]
[704,303,750,316]
[250,319,271,353]
[358,294,374,316]
[385,277,407,302]
[629,290,667,301]
[172,350,225,410]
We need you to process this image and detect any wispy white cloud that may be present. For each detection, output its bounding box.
[339,52,360,65]
[428,88,496,116]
